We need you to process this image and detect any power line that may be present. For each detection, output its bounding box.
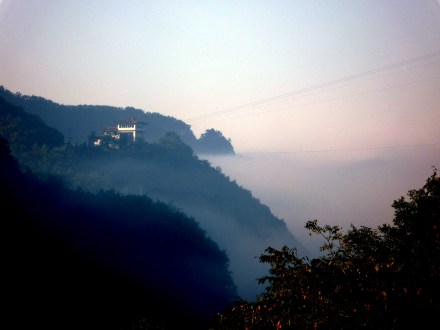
[185,50,440,122]
[237,142,440,155]
[197,76,440,123]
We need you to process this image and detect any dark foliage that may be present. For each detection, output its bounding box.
[0,96,64,151]
[0,135,237,330]
[214,169,440,329]
[0,85,234,155]
[195,128,235,155]
[0,94,304,300]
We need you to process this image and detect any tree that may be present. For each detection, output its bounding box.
[215,168,440,329]
[196,128,235,155]
[0,97,64,152]
[0,135,238,330]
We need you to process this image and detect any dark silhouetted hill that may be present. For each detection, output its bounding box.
[0,85,234,155]
[0,133,237,330]
[0,94,307,301]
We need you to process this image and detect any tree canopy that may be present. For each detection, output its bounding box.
[0,86,235,154]
[215,168,440,329]
[0,135,237,330]
[0,95,303,300]
[196,128,235,155]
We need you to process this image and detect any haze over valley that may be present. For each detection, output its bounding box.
[203,148,439,255]
[1,1,440,328]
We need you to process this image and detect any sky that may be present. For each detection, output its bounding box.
[1,0,440,253]
[1,0,439,154]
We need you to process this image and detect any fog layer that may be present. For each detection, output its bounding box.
[204,146,439,256]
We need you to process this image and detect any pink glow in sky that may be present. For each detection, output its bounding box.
[1,0,439,155]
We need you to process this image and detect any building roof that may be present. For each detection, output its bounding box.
[114,117,147,125]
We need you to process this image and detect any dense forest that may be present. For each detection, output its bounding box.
[2,92,438,329]
[0,94,305,300]
[0,85,234,155]
[0,133,237,329]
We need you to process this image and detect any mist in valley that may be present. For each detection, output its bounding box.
[53,148,302,302]
[203,146,440,257]
[1,1,440,327]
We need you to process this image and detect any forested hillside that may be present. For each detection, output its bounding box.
[214,169,440,329]
[0,85,234,155]
[0,96,306,300]
[0,133,237,330]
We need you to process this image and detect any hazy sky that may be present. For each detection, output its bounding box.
[1,0,439,155]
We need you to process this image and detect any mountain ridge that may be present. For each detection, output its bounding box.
[0,90,307,300]
[0,85,234,155]
[0,133,237,329]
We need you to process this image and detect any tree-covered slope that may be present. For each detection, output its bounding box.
[214,169,440,329]
[0,134,237,330]
[0,95,307,300]
[0,97,64,151]
[0,85,234,154]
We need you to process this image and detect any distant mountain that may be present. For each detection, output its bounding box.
[0,93,307,300]
[0,85,234,155]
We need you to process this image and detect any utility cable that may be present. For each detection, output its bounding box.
[185,51,440,122]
